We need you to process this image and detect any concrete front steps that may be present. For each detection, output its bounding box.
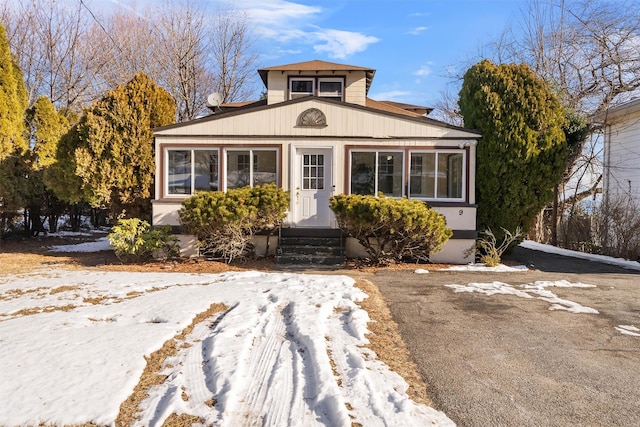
[275,228,345,266]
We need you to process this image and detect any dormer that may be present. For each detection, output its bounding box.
[257,60,375,106]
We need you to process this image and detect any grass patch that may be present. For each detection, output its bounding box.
[12,304,77,317]
[353,278,432,406]
[160,413,202,426]
[115,303,228,426]
[50,285,79,294]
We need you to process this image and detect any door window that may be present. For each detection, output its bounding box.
[302,154,324,190]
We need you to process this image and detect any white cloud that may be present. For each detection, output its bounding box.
[407,26,428,35]
[414,65,432,77]
[232,0,322,26]
[311,28,379,59]
[218,0,379,59]
[369,90,411,101]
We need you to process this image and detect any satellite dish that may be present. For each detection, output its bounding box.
[206,92,223,107]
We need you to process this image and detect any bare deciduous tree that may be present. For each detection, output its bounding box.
[152,1,215,121]
[2,0,103,110]
[89,10,157,97]
[493,0,640,115]
[3,0,259,120]
[210,8,258,104]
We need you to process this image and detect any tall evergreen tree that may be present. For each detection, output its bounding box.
[0,22,27,160]
[48,73,175,221]
[24,96,70,233]
[459,60,567,238]
[0,22,28,236]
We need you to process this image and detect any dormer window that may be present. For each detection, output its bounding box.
[290,78,314,99]
[289,76,344,101]
[318,78,343,100]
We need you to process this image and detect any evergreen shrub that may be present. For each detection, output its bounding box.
[179,184,289,262]
[108,218,178,263]
[329,194,452,265]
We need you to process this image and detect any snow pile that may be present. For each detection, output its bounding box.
[0,269,453,426]
[442,263,528,272]
[520,240,640,271]
[445,279,598,314]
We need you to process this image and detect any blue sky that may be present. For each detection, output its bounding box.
[108,0,525,107]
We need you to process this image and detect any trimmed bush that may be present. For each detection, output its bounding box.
[330,194,452,265]
[108,218,178,263]
[179,184,289,262]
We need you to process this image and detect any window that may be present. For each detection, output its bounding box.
[289,77,344,101]
[348,149,465,201]
[290,78,314,99]
[409,151,464,200]
[318,78,343,100]
[167,149,219,195]
[226,149,278,189]
[350,150,403,197]
[302,154,324,190]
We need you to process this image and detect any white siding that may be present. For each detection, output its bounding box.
[604,113,640,203]
[344,73,366,105]
[266,71,368,106]
[156,99,478,139]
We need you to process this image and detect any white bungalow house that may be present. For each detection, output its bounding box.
[592,98,640,208]
[152,60,481,264]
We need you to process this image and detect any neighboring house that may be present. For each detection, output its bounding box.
[592,98,640,208]
[152,60,481,264]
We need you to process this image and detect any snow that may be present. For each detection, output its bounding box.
[442,263,528,272]
[615,325,640,337]
[3,236,639,426]
[0,268,453,427]
[520,240,640,271]
[445,280,599,314]
[49,235,112,253]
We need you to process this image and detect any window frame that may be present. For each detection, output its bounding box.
[224,147,280,190]
[408,149,466,202]
[348,149,405,197]
[165,147,220,197]
[302,153,325,190]
[317,77,344,100]
[288,76,345,101]
[289,77,315,99]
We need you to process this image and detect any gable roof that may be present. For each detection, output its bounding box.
[220,98,430,119]
[257,60,376,94]
[155,96,480,137]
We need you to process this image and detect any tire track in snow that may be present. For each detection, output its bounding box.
[222,296,302,426]
[282,302,352,427]
[131,304,234,426]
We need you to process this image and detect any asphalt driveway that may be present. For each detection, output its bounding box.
[370,246,640,426]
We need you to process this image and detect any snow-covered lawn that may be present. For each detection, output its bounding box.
[0,267,453,426]
[2,236,638,426]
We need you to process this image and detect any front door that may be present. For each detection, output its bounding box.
[294,148,333,227]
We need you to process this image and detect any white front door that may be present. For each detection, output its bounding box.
[293,148,333,227]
